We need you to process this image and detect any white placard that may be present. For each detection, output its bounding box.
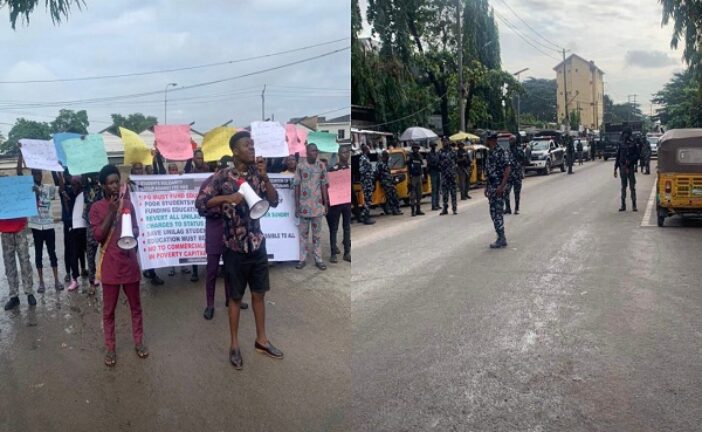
[72,192,86,228]
[19,139,64,171]
[130,173,299,269]
[251,121,288,157]
[260,175,300,261]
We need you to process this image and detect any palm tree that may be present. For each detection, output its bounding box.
[1,0,84,29]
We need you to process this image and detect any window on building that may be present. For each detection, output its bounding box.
[338,129,345,139]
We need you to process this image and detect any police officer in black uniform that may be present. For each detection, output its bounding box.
[566,135,575,174]
[614,127,640,211]
[407,143,425,217]
[427,142,441,210]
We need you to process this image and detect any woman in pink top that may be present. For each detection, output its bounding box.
[89,164,147,367]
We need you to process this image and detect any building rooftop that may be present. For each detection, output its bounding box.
[553,53,605,74]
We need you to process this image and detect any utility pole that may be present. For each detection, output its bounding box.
[512,68,529,133]
[261,84,266,121]
[562,49,569,131]
[627,94,637,121]
[457,0,465,132]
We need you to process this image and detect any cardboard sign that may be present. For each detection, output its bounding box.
[285,124,307,157]
[62,134,109,175]
[251,121,288,157]
[120,127,153,166]
[327,169,351,206]
[307,131,339,153]
[53,132,81,166]
[154,125,193,161]
[19,139,63,171]
[0,176,38,219]
[202,127,236,162]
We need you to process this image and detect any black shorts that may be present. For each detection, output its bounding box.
[223,244,270,301]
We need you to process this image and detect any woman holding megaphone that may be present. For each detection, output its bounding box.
[89,164,147,367]
[195,130,282,370]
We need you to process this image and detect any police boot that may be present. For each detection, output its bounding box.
[489,234,507,249]
[439,206,448,215]
[411,206,416,217]
[416,205,425,216]
[514,198,520,215]
[363,216,376,225]
[632,199,638,212]
[504,201,512,215]
[619,199,626,212]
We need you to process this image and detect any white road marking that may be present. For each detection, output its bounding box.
[641,180,658,227]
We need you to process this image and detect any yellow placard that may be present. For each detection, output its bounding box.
[120,127,153,166]
[202,127,236,162]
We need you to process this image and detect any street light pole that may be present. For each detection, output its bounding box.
[457,0,464,133]
[261,84,267,121]
[164,82,177,124]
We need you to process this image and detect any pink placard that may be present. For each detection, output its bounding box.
[154,125,193,161]
[286,124,307,157]
[327,169,351,206]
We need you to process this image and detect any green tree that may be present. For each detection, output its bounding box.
[520,78,557,123]
[51,109,89,134]
[108,113,158,135]
[660,0,702,75]
[0,118,51,156]
[569,109,581,130]
[652,69,702,128]
[603,95,645,124]
[1,0,84,29]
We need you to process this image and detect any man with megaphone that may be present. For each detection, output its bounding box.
[195,131,282,370]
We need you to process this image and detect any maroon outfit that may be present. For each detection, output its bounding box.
[196,176,229,308]
[89,198,143,351]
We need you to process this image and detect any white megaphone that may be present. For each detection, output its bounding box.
[237,178,270,219]
[117,208,138,250]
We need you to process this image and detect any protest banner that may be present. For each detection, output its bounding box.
[130,173,300,268]
[19,139,63,171]
[120,127,153,166]
[201,126,236,162]
[251,121,288,157]
[285,124,307,157]
[53,132,81,166]
[260,174,300,261]
[154,125,193,160]
[327,169,351,206]
[0,176,38,219]
[307,131,339,154]
[62,134,109,175]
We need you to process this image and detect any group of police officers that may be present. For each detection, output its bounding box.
[358,127,647,248]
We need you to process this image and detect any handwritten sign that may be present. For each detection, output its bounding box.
[120,127,153,166]
[0,176,38,219]
[62,134,109,175]
[285,124,307,157]
[308,131,339,154]
[327,169,351,206]
[154,125,193,160]
[19,139,63,171]
[53,132,81,166]
[202,126,236,162]
[251,121,288,157]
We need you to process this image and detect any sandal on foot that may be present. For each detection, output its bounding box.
[135,344,149,359]
[104,351,116,367]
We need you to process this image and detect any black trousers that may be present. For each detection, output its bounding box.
[68,227,87,280]
[32,228,58,269]
[326,203,351,255]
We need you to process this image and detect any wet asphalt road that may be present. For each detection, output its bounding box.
[353,159,702,431]
[0,225,350,431]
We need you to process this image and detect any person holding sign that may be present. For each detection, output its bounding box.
[29,169,64,293]
[1,157,36,311]
[294,143,330,271]
[89,165,147,367]
[195,131,283,370]
[326,145,352,263]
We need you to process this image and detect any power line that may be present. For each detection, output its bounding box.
[493,11,560,61]
[362,90,449,129]
[0,46,350,110]
[0,38,347,84]
[494,0,563,51]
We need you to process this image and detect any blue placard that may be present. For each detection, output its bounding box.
[0,176,38,219]
[53,132,81,166]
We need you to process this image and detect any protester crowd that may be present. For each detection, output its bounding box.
[1,132,351,370]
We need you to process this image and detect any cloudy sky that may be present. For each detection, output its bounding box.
[0,0,350,137]
[359,0,685,113]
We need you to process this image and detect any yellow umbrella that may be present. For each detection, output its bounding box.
[449,131,480,143]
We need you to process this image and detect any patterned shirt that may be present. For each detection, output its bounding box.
[359,154,374,183]
[486,146,512,190]
[195,165,279,254]
[439,147,457,179]
[28,184,57,230]
[376,160,394,186]
[294,158,328,218]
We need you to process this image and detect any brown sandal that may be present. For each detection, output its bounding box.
[104,351,116,367]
